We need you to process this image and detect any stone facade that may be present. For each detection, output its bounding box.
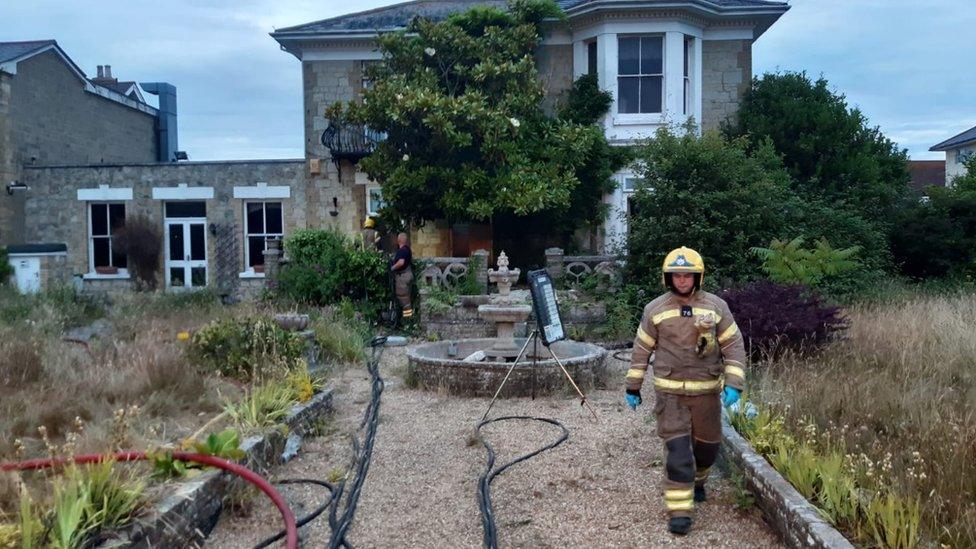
[536,44,574,114]
[303,60,363,160]
[0,47,160,246]
[701,39,753,132]
[22,160,309,295]
[0,71,21,245]
[8,51,158,167]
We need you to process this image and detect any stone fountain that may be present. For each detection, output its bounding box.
[477,252,532,361]
[406,253,608,397]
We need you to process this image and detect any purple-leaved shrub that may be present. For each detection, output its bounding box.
[720,280,847,361]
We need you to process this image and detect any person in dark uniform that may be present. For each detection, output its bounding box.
[390,232,413,319]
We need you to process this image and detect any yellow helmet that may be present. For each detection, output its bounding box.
[661,246,705,290]
[363,216,376,229]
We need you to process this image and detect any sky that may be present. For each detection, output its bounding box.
[3,0,974,161]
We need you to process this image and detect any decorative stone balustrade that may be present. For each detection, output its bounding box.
[417,249,488,293]
[544,248,624,286]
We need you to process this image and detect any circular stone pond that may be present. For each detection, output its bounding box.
[406,338,608,397]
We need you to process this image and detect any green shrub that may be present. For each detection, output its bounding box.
[0,246,12,286]
[277,229,391,318]
[188,317,306,381]
[891,185,976,280]
[752,237,861,288]
[726,71,910,220]
[224,381,296,432]
[627,127,795,286]
[0,285,105,333]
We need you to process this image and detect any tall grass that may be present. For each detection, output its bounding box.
[753,292,976,546]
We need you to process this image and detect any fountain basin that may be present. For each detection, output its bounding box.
[406,338,608,397]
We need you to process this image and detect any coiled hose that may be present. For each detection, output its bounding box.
[476,416,569,549]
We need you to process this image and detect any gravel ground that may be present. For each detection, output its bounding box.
[207,344,782,548]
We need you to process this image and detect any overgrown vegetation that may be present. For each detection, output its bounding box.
[111,214,162,291]
[276,229,391,319]
[188,317,306,382]
[0,246,12,286]
[739,293,976,547]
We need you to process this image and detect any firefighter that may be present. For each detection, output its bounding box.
[361,216,381,251]
[624,246,747,535]
[390,232,414,319]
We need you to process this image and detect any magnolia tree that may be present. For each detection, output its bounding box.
[328,0,621,232]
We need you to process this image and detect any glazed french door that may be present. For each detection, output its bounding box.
[164,219,208,289]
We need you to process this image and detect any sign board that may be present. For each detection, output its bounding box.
[527,269,564,345]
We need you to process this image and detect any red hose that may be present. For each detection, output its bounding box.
[2,451,298,549]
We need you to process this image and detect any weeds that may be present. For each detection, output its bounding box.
[313,316,366,364]
[224,382,295,432]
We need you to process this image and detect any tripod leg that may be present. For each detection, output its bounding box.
[481,333,536,422]
[546,345,599,421]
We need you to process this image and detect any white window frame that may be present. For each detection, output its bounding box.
[683,36,693,115]
[241,201,284,278]
[616,34,665,115]
[366,186,384,217]
[85,201,130,279]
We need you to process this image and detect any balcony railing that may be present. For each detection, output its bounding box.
[321,120,384,167]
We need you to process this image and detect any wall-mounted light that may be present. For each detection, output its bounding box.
[330,196,339,217]
[6,181,29,195]
[174,151,189,161]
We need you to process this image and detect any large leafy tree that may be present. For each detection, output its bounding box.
[330,0,617,231]
[726,71,911,219]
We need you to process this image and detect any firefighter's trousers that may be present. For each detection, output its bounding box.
[394,269,414,318]
[654,390,722,518]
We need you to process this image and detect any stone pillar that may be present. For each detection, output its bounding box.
[263,237,282,288]
[545,247,564,281]
[471,249,489,294]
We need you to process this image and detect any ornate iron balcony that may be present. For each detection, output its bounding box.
[321,120,384,166]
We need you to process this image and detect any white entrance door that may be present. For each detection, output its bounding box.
[164,219,208,289]
[12,256,40,294]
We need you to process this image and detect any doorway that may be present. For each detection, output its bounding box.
[164,201,208,289]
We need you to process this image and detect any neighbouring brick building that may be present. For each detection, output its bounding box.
[6,0,789,295]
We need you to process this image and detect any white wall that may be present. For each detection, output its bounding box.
[946,144,976,185]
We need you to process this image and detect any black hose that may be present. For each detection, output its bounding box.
[325,336,387,549]
[250,336,387,549]
[253,479,338,549]
[476,416,569,549]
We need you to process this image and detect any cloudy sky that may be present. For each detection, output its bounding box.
[4,0,974,161]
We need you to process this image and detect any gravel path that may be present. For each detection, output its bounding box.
[207,344,781,548]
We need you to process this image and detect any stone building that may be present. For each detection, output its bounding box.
[271,0,789,253]
[5,0,789,295]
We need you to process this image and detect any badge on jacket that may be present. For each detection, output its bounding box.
[681,305,693,317]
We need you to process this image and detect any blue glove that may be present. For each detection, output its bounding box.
[722,386,741,407]
[625,390,642,410]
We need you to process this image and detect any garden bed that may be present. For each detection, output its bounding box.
[731,290,976,548]
[0,287,369,547]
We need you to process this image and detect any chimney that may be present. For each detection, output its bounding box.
[92,65,117,85]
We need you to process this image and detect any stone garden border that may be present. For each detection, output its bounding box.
[99,388,335,548]
[720,416,854,549]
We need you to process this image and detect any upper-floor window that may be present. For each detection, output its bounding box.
[683,37,693,115]
[957,149,974,164]
[587,41,598,76]
[617,36,663,114]
[89,203,127,273]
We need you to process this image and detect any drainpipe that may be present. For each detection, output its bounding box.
[140,82,178,162]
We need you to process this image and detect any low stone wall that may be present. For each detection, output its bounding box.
[101,389,335,548]
[720,416,854,549]
[406,338,607,397]
[421,294,494,339]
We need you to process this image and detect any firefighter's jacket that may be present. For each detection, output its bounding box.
[626,290,747,395]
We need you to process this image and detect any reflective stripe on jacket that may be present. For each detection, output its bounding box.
[626,290,747,394]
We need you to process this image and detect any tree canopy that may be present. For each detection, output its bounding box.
[330,0,622,233]
[725,71,911,219]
